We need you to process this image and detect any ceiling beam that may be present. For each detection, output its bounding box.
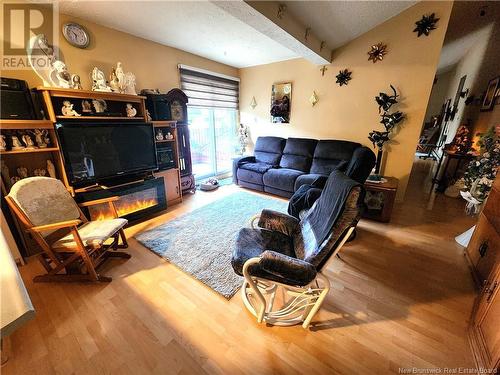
[212,1,331,65]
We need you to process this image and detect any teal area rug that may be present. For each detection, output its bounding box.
[135,191,288,298]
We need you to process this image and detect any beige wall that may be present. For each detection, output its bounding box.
[2,12,238,90]
[424,68,455,124]
[239,1,453,200]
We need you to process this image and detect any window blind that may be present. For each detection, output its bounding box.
[179,66,239,110]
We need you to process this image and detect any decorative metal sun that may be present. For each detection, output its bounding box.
[413,13,439,37]
[335,69,352,86]
[367,42,387,63]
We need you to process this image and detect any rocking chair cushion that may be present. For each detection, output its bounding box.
[52,218,128,250]
[257,209,300,237]
[259,250,316,286]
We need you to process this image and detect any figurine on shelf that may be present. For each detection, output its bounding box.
[91,67,112,92]
[109,68,120,92]
[17,167,28,179]
[166,132,174,140]
[145,109,152,122]
[92,99,107,113]
[155,129,164,141]
[1,161,10,188]
[22,134,37,149]
[0,135,6,151]
[115,62,125,91]
[47,160,56,178]
[33,168,47,176]
[71,74,83,89]
[10,176,20,186]
[81,100,92,113]
[51,60,73,88]
[125,103,137,117]
[31,129,49,148]
[11,136,24,150]
[114,62,137,95]
[61,100,81,117]
[123,73,137,95]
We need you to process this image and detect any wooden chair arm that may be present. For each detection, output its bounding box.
[78,196,120,207]
[30,219,82,232]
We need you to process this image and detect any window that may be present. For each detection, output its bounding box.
[179,65,239,179]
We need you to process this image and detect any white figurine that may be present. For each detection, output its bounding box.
[50,60,72,88]
[91,67,112,92]
[166,132,174,140]
[71,74,83,89]
[22,134,37,149]
[115,62,125,92]
[155,130,164,141]
[126,103,137,117]
[109,68,120,92]
[92,99,107,113]
[27,34,57,87]
[17,167,28,179]
[0,135,6,151]
[82,100,92,113]
[31,129,48,148]
[11,136,24,150]
[61,101,81,116]
[47,160,56,178]
[33,168,47,176]
[123,72,137,95]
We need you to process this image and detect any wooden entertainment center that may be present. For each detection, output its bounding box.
[1,87,183,257]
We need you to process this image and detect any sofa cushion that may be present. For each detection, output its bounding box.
[294,173,328,191]
[310,140,360,175]
[279,138,318,172]
[239,162,274,174]
[254,136,286,166]
[263,168,304,192]
[237,168,265,186]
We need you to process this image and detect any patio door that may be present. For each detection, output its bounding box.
[179,65,239,180]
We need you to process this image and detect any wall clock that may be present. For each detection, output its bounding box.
[62,23,90,49]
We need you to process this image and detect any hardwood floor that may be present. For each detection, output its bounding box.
[3,159,478,374]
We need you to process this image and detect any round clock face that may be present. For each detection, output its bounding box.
[62,23,90,48]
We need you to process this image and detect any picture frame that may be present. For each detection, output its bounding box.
[481,76,499,112]
[270,82,292,123]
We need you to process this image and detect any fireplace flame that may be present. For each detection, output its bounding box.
[93,198,158,221]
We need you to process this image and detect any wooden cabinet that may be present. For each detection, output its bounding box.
[468,175,500,372]
[362,177,399,222]
[157,168,181,204]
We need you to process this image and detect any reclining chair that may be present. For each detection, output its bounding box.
[232,170,365,329]
[6,177,130,282]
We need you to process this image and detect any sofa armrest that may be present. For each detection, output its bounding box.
[258,209,300,236]
[260,250,317,286]
[345,146,376,183]
[232,156,256,184]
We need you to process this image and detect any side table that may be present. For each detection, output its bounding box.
[363,177,399,222]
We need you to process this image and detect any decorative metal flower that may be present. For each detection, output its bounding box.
[368,130,390,148]
[335,69,352,86]
[413,13,439,37]
[380,111,404,131]
[375,85,399,113]
[367,42,387,63]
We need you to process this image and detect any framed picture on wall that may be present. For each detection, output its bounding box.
[481,76,499,111]
[270,82,292,123]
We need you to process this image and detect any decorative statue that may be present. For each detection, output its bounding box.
[115,62,125,91]
[61,101,81,116]
[27,34,57,86]
[92,99,107,113]
[1,161,10,188]
[145,109,152,122]
[10,176,21,186]
[47,160,56,178]
[21,134,37,149]
[17,167,28,179]
[31,129,48,148]
[125,103,137,117]
[11,136,24,150]
[91,67,112,92]
[113,62,137,94]
[81,100,92,113]
[71,74,83,89]
[123,72,137,95]
[0,135,6,151]
[33,168,47,176]
[50,60,72,88]
[109,68,120,92]
[155,130,164,141]
[166,132,174,140]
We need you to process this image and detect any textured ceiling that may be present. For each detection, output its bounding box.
[59,1,420,68]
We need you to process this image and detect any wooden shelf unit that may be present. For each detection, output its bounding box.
[1,147,59,155]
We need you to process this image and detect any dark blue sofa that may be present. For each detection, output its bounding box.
[233,136,376,198]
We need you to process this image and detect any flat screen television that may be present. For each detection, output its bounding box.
[56,122,158,188]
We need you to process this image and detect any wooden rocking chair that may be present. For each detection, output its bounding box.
[6,177,130,282]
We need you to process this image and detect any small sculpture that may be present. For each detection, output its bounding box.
[10,176,21,186]
[125,103,137,117]
[115,62,125,91]
[71,74,83,89]
[166,132,174,140]
[114,62,137,94]
[17,167,28,179]
[367,42,387,63]
[22,134,37,149]
[0,135,6,151]
[109,68,120,92]
[123,73,137,95]
[81,100,92,113]
[51,60,72,88]
[145,109,152,122]
[33,168,47,176]
[11,136,24,150]
[31,129,48,148]
[91,67,112,92]
[92,99,107,113]
[155,130,164,141]
[47,160,56,178]
[61,100,81,116]
[1,161,10,188]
